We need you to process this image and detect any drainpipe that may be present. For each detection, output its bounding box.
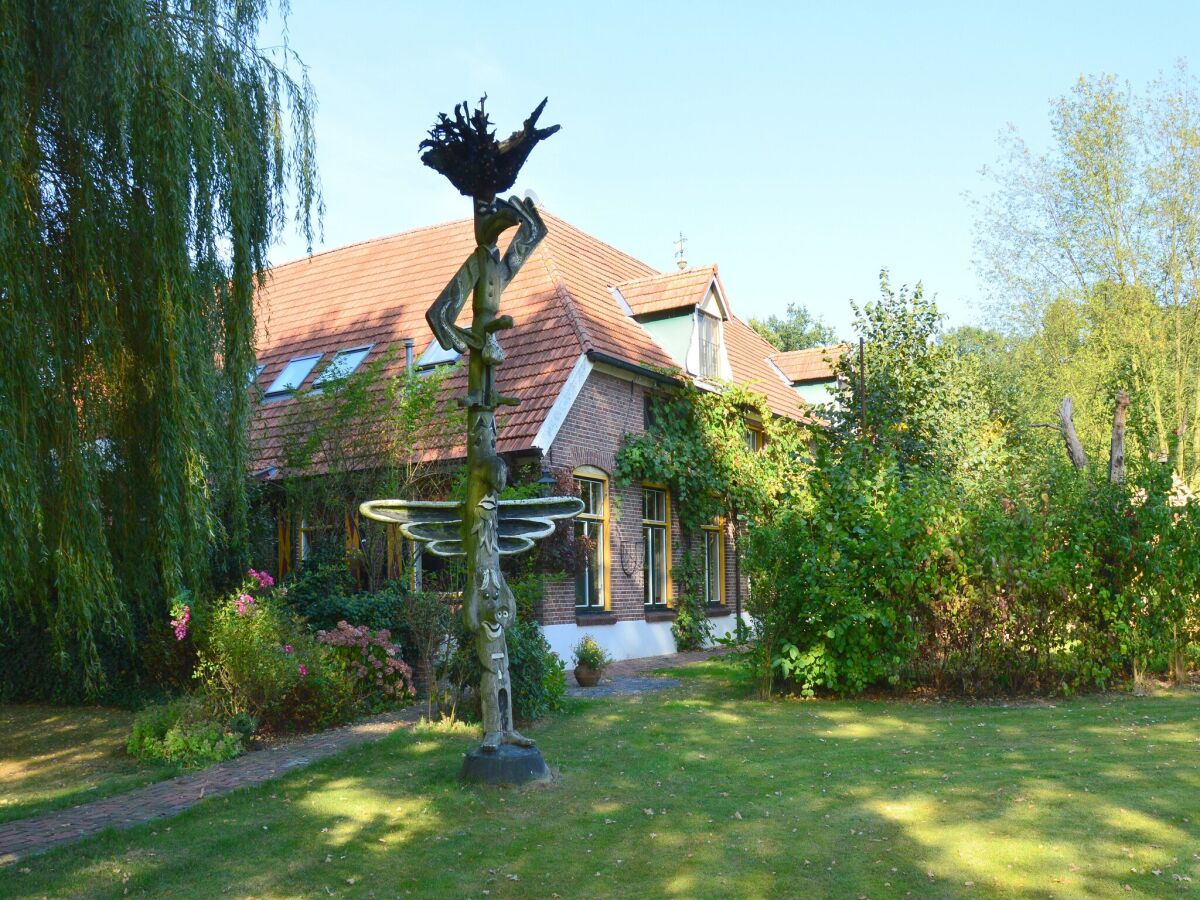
[404,337,415,373]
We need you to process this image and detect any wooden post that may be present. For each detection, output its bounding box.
[1058,397,1089,470]
[1108,391,1130,484]
[858,336,867,436]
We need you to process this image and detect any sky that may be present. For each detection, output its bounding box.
[265,1,1200,339]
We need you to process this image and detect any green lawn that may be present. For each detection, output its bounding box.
[0,705,175,825]
[4,659,1199,897]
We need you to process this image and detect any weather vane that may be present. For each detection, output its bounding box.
[360,97,581,785]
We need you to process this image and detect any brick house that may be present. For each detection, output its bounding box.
[250,207,831,662]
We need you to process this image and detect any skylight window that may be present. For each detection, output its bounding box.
[249,363,265,385]
[264,354,322,397]
[313,345,373,387]
[415,339,460,371]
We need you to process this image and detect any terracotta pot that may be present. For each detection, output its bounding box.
[574,664,602,687]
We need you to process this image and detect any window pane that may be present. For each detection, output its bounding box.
[313,346,372,385]
[575,518,604,609]
[644,524,667,606]
[416,339,460,370]
[643,487,665,523]
[265,354,322,396]
[704,529,722,604]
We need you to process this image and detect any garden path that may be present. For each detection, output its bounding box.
[0,646,730,865]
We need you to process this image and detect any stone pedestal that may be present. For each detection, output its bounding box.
[459,744,551,786]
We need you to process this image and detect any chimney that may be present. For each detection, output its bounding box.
[404,337,415,372]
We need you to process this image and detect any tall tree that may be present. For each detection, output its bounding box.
[0,0,320,698]
[749,302,836,351]
[975,67,1200,486]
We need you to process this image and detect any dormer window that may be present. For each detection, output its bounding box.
[264,354,322,398]
[697,311,720,378]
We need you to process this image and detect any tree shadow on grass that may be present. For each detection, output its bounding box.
[4,670,1199,898]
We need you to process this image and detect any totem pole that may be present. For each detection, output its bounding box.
[360,97,582,784]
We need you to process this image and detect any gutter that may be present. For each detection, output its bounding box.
[585,350,680,386]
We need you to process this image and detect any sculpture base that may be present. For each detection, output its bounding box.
[459,744,551,786]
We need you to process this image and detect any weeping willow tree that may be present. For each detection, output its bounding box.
[0,0,321,699]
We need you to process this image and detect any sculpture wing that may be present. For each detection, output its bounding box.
[493,496,585,555]
[358,499,465,557]
[358,496,584,559]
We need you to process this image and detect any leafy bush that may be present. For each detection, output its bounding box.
[746,440,1200,697]
[394,590,455,703]
[195,578,352,732]
[316,621,414,712]
[506,619,567,721]
[444,618,566,724]
[746,446,961,696]
[279,562,385,630]
[127,698,243,768]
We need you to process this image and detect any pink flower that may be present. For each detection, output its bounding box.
[298,664,308,678]
[235,593,256,616]
[170,605,191,641]
[282,644,293,654]
[248,568,275,589]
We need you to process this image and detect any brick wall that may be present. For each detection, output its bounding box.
[541,367,746,631]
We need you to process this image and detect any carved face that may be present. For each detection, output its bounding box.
[473,196,517,247]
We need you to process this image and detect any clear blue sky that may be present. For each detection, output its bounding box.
[266,1,1199,338]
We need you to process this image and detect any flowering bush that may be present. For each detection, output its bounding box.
[317,621,414,712]
[195,577,352,732]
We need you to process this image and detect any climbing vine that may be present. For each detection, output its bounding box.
[615,382,810,647]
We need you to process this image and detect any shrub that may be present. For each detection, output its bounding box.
[443,618,566,724]
[394,590,455,703]
[746,440,1200,697]
[195,578,352,732]
[745,446,962,696]
[315,621,414,713]
[505,619,567,721]
[127,698,243,768]
[279,562,381,630]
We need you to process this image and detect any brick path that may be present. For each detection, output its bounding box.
[0,646,729,865]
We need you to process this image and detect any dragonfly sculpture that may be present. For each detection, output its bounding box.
[361,98,580,780]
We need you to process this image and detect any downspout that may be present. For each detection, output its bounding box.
[404,337,415,373]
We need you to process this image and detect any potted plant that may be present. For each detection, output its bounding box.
[572,635,612,687]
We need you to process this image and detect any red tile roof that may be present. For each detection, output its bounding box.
[723,317,804,420]
[615,265,719,317]
[250,210,808,474]
[771,344,850,383]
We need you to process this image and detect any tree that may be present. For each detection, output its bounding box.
[974,67,1200,486]
[832,271,1005,493]
[749,302,836,351]
[274,352,456,591]
[0,1,321,699]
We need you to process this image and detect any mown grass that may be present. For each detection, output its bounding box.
[4,658,1199,897]
[0,705,175,825]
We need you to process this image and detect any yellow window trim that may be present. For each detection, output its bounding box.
[641,482,673,606]
[573,466,611,611]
